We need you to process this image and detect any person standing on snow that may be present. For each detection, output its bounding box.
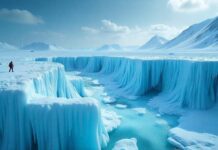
[9,61,14,72]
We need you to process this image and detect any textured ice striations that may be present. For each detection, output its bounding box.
[0,62,108,150]
[38,56,218,110]
[67,75,87,97]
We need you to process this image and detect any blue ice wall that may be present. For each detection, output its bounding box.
[32,65,81,98]
[69,77,87,97]
[26,98,107,150]
[43,56,218,110]
[0,63,108,150]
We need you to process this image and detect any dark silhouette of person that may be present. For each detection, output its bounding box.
[9,61,14,72]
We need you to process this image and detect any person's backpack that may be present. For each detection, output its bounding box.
[9,62,12,68]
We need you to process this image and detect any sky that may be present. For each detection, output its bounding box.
[0,0,217,49]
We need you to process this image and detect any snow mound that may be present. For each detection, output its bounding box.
[168,128,218,150]
[112,138,138,150]
[139,36,168,49]
[101,109,121,132]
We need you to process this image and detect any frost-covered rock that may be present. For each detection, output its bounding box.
[112,138,138,150]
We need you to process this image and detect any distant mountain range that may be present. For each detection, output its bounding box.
[21,42,59,51]
[1,16,218,52]
[0,42,17,51]
[139,36,168,49]
[162,16,218,49]
[138,16,218,50]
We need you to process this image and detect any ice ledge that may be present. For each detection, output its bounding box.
[168,128,218,150]
[0,62,81,99]
[0,61,108,150]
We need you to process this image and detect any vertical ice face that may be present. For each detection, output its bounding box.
[26,98,106,150]
[46,56,218,110]
[31,65,81,99]
[0,62,108,150]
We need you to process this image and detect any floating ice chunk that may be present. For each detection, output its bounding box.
[112,138,138,150]
[102,96,116,104]
[115,104,127,109]
[101,92,108,96]
[168,128,218,150]
[156,114,161,117]
[155,119,168,126]
[132,108,147,115]
[93,79,100,85]
[101,109,121,132]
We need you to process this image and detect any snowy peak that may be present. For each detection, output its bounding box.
[22,42,59,51]
[207,17,218,31]
[139,36,168,49]
[96,44,123,51]
[163,16,218,49]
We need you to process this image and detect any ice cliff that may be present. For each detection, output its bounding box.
[38,56,218,110]
[0,62,108,150]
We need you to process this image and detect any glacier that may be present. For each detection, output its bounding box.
[37,56,218,111]
[1,53,218,150]
[35,56,218,149]
[0,61,108,150]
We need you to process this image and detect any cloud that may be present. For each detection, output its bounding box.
[0,8,44,24]
[81,27,99,34]
[81,20,183,46]
[100,20,130,33]
[149,24,182,39]
[82,20,130,35]
[168,0,218,12]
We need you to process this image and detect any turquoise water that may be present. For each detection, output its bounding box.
[69,72,178,150]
